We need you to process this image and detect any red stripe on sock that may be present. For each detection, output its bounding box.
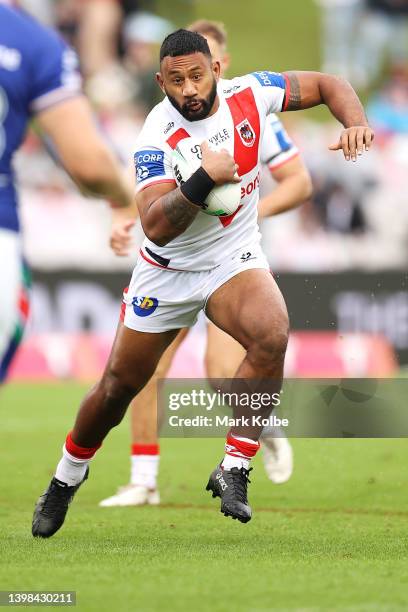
[65,432,102,460]
[131,443,160,456]
[225,434,260,459]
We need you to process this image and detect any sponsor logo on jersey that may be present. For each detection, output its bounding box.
[164,121,174,134]
[208,128,229,147]
[132,296,159,317]
[236,119,255,147]
[134,149,165,183]
[240,173,260,199]
[173,163,185,185]
[223,85,241,94]
[252,71,285,89]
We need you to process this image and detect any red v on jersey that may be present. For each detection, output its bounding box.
[226,88,260,177]
[220,88,260,228]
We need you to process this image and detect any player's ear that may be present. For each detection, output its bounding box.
[212,60,221,81]
[156,72,165,93]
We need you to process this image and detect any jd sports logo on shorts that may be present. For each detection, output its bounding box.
[132,296,159,317]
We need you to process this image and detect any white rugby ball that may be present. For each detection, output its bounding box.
[171,138,241,216]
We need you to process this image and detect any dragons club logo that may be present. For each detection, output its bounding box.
[236,119,255,147]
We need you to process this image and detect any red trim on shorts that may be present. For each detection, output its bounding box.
[120,286,129,322]
[65,431,102,460]
[282,74,291,111]
[268,151,299,172]
[166,128,190,150]
[139,249,184,272]
[131,443,160,456]
[139,179,176,192]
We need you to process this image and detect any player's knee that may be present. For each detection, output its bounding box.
[248,326,289,370]
[101,366,141,409]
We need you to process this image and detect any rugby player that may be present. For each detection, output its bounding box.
[100,20,312,507]
[32,29,374,536]
[0,4,134,384]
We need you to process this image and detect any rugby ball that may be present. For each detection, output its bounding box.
[171,138,241,216]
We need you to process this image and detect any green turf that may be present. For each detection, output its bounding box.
[1,383,408,611]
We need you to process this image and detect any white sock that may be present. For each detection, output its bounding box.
[55,445,89,486]
[221,435,260,471]
[222,454,251,471]
[131,454,159,489]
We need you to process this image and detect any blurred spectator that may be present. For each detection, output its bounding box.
[357,0,408,87]
[122,11,173,112]
[313,178,367,233]
[78,0,125,77]
[314,0,364,85]
[18,0,54,25]
[367,67,408,135]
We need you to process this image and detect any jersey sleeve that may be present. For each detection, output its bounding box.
[133,118,175,193]
[249,71,288,116]
[260,114,299,171]
[28,30,82,114]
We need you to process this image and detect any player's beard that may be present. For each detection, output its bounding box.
[167,78,218,122]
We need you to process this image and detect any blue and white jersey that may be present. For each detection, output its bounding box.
[260,113,299,171]
[0,5,81,232]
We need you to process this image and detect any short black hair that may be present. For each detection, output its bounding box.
[160,29,211,62]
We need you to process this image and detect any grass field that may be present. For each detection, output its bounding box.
[1,383,408,611]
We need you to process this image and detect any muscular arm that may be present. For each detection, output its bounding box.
[36,97,133,207]
[282,71,374,160]
[136,183,200,247]
[283,71,367,124]
[136,142,238,246]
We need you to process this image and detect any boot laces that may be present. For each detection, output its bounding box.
[230,467,252,503]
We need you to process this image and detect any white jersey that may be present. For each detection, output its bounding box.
[134,71,290,272]
[260,113,298,171]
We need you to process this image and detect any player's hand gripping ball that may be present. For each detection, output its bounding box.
[172,138,241,216]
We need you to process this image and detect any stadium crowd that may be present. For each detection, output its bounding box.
[11,0,408,272]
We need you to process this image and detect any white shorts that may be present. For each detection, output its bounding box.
[122,242,269,333]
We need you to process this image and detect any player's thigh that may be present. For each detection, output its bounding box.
[205,269,289,351]
[205,321,245,378]
[105,322,179,390]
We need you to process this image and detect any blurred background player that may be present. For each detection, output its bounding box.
[0,3,134,384]
[99,20,313,507]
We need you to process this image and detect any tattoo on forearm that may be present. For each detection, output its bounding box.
[284,72,302,110]
[162,189,199,230]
